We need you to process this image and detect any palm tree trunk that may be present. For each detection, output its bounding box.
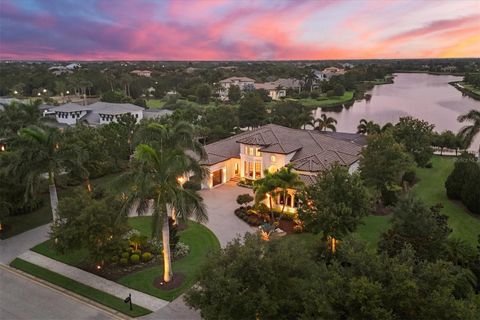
[48,170,59,221]
[162,210,173,283]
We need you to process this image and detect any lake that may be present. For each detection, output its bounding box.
[315,73,480,151]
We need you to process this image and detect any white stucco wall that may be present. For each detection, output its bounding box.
[99,111,144,124]
[55,110,87,125]
[202,158,240,189]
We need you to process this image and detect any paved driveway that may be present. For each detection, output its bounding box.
[199,181,256,247]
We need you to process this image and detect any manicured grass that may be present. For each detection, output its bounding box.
[288,91,354,108]
[31,217,220,302]
[413,156,480,245]
[461,83,480,96]
[119,218,220,301]
[10,258,151,317]
[146,99,166,108]
[355,215,391,248]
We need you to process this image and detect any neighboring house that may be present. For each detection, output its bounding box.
[38,104,56,116]
[50,102,145,126]
[270,78,302,91]
[130,70,152,77]
[218,76,255,101]
[314,67,346,81]
[48,64,80,75]
[254,82,286,100]
[200,124,365,212]
[441,66,457,73]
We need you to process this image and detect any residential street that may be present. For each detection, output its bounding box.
[0,267,117,320]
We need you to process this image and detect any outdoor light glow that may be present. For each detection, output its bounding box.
[66,90,69,94]
[177,176,185,185]
[0,145,5,152]
[37,93,41,96]
[96,265,101,270]
[13,90,18,94]
[42,89,47,93]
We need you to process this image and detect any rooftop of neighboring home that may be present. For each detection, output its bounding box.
[219,76,255,83]
[203,124,365,172]
[254,82,278,91]
[270,78,302,89]
[50,102,144,114]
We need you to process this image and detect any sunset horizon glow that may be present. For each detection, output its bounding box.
[1,0,479,61]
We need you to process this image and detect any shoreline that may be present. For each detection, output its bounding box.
[394,70,465,76]
[449,81,480,101]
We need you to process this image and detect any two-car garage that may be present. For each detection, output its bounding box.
[211,169,223,187]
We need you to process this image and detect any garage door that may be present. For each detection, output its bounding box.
[212,169,223,187]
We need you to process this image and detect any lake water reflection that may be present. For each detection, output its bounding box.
[315,73,480,151]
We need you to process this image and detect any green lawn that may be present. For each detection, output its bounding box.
[412,155,480,245]
[119,218,220,301]
[10,258,151,317]
[146,99,166,108]
[288,91,354,108]
[31,218,220,302]
[461,83,480,96]
[355,215,391,248]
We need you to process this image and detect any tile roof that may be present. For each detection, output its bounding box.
[203,124,364,172]
[89,102,144,115]
[219,76,255,83]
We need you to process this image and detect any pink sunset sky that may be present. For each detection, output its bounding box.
[0,0,479,60]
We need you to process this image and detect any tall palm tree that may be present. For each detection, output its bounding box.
[121,122,208,283]
[5,126,63,221]
[313,114,337,132]
[273,166,303,218]
[458,109,480,153]
[253,171,279,224]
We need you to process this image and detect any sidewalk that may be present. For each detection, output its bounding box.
[0,224,50,264]
[18,250,169,311]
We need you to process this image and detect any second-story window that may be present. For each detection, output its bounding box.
[271,155,276,163]
[255,148,261,157]
[248,147,254,156]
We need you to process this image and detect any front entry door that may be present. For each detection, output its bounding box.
[212,169,223,187]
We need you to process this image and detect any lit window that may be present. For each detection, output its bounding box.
[244,146,248,154]
[255,148,261,157]
[248,147,254,156]
[271,155,276,163]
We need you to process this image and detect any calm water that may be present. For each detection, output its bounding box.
[315,73,480,151]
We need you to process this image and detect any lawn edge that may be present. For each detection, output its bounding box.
[8,259,152,318]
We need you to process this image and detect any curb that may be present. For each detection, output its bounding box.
[1,263,131,320]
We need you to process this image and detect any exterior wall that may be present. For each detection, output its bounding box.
[99,111,144,124]
[239,143,264,180]
[202,158,240,189]
[348,161,360,174]
[219,80,255,101]
[268,89,287,100]
[55,110,87,125]
[261,151,294,173]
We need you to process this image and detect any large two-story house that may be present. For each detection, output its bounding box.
[218,76,255,101]
[201,124,365,212]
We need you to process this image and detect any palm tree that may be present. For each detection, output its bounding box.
[458,109,480,153]
[254,166,303,230]
[356,119,380,135]
[121,122,208,283]
[313,114,337,132]
[6,126,63,221]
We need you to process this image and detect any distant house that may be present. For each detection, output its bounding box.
[314,67,346,81]
[199,124,365,211]
[130,70,152,77]
[48,63,80,75]
[254,82,286,100]
[270,78,302,91]
[218,76,255,101]
[441,66,457,73]
[50,102,145,126]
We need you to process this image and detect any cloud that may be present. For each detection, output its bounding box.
[0,0,478,60]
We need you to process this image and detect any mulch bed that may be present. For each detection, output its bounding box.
[80,256,159,281]
[278,219,295,233]
[154,273,185,291]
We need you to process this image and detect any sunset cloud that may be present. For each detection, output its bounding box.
[0,0,478,60]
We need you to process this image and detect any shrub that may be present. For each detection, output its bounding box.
[119,258,128,265]
[310,90,320,99]
[326,90,335,97]
[183,180,201,191]
[236,194,254,207]
[147,238,162,255]
[110,256,119,263]
[130,254,140,264]
[142,252,153,262]
[187,95,198,102]
[402,170,416,185]
[461,170,480,214]
[121,252,130,259]
[132,249,142,256]
[445,154,479,200]
[425,162,433,168]
[174,242,190,259]
[293,225,304,233]
[333,84,345,96]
